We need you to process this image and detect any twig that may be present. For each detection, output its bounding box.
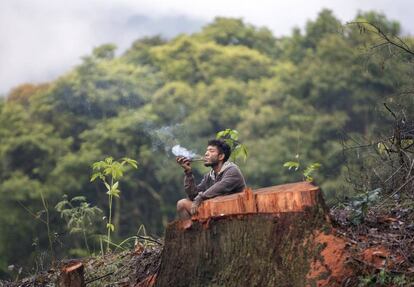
[349,21,414,57]
[377,175,414,207]
[384,165,403,183]
[334,230,358,244]
[384,103,397,120]
[370,41,389,50]
[85,271,114,285]
[17,201,47,224]
[350,256,407,275]
[342,137,394,151]
[137,235,163,246]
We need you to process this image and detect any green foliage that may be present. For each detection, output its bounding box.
[197,17,278,57]
[152,82,194,123]
[90,44,117,61]
[283,158,321,182]
[303,163,322,182]
[150,36,273,84]
[216,129,248,162]
[123,36,166,65]
[90,157,138,251]
[304,9,342,49]
[283,161,300,171]
[355,11,401,35]
[358,269,407,286]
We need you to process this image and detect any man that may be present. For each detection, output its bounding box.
[176,139,246,219]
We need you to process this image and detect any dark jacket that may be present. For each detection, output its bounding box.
[184,161,246,203]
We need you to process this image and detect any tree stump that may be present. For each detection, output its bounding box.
[155,182,352,287]
[58,261,85,287]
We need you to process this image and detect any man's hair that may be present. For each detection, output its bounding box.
[207,139,231,162]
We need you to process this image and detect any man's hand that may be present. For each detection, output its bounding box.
[176,156,192,174]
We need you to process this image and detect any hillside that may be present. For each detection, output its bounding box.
[0,9,413,285]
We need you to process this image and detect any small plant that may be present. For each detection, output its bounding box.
[105,224,162,252]
[216,129,248,162]
[55,195,103,253]
[348,188,381,224]
[38,189,55,262]
[90,157,138,251]
[283,154,321,182]
[19,190,56,262]
[358,269,407,286]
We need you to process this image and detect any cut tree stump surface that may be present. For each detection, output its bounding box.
[155,182,352,287]
[195,181,322,220]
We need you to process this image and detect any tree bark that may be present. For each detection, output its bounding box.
[155,182,351,287]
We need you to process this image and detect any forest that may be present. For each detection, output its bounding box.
[0,9,413,284]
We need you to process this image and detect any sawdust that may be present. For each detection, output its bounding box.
[307,230,353,286]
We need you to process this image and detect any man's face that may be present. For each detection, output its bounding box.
[204,145,224,167]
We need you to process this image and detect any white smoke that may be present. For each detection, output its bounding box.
[171,145,200,159]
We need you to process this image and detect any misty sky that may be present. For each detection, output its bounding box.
[1,0,413,95]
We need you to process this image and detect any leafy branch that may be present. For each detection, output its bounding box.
[216,129,248,162]
[283,155,321,182]
[348,21,414,57]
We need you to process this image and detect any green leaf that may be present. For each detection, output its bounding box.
[90,172,101,182]
[112,189,120,198]
[217,129,239,141]
[377,142,388,155]
[229,130,239,140]
[55,200,69,212]
[309,163,321,169]
[303,162,321,178]
[240,144,248,161]
[61,209,71,217]
[305,175,314,182]
[224,139,234,148]
[104,167,112,176]
[104,182,111,191]
[216,130,227,139]
[71,196,86,203]
[107,186,121,197]
[122,157,138,169]
[106,223,115,232]
[92,161,107,171]
[283,161,300,171]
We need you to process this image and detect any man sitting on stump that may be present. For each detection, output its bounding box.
[176,139,246,219]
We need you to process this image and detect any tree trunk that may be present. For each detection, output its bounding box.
[155,182,351,287]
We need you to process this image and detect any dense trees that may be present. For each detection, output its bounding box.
[0,9,412,278]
